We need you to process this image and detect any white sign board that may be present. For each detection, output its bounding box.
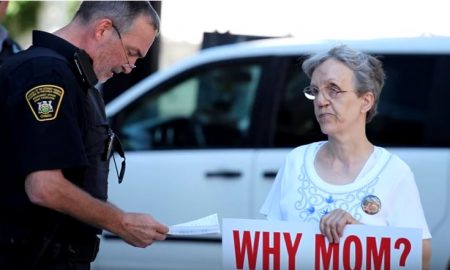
[222,219,422,270]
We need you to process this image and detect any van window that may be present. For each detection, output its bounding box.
[368,55,450,147]
[116,63,262,150]
[273,61,325,147]
[273,55,450,148]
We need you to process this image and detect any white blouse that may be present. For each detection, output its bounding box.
[260,141,431,239]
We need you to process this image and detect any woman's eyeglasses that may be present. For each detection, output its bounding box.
[303,84,351,100]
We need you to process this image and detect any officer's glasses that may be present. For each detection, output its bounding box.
[103,130,126,184]
[303,84,352,100]
[111,24,136,70]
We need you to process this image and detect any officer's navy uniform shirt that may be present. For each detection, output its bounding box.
[0,31,106,240]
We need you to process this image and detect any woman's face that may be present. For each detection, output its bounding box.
[310,58,369,137]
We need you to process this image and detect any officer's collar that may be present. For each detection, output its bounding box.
[32,30,82,63]
[32,30,98,87]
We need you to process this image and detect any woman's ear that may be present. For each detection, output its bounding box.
[361,91,375,113]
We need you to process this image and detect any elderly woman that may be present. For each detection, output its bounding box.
[260,45,431,269]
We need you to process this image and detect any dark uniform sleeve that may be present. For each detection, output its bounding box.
[7,56,88,176]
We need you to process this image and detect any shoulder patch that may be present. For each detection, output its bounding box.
[25,85,64,121]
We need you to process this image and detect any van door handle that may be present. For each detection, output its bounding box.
[206,170,241,179]
[263,171,277,179]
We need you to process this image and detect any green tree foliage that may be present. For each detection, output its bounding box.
[3,1,42,39]
[68,1,81,18]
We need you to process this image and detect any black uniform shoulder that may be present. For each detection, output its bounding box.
[1,47,81,98]
[5,46,74,76]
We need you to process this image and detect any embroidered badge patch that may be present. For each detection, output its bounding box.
[25,85,64,121]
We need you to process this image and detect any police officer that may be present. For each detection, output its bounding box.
[0,0,21,65]
[0,2,168,269]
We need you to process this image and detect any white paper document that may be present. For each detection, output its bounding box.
[168,213,221,235]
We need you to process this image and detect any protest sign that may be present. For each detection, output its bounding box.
[222,218,422,270]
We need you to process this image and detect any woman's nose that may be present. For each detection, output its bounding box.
[315,89,330,107]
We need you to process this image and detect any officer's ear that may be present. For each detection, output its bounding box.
[94,18,114,41]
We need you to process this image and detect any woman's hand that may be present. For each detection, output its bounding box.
[319,209,360,243]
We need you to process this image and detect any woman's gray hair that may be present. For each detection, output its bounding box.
[74,1,160,34]
[302,44,385,123]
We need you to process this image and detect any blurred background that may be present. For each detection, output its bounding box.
[4,0,450,101]
[3,2,450,269]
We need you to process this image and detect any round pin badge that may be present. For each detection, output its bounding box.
[361,195,381,215]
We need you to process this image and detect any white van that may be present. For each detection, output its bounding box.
[93,36,450,269]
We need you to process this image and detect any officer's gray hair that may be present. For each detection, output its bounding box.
[74,1,160,34]
[302,45,385,123]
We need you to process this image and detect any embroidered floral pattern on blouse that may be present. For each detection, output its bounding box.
[294,162,379,222]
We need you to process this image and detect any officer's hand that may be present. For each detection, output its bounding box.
[319,209,360,243]
[119,213,169,248]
